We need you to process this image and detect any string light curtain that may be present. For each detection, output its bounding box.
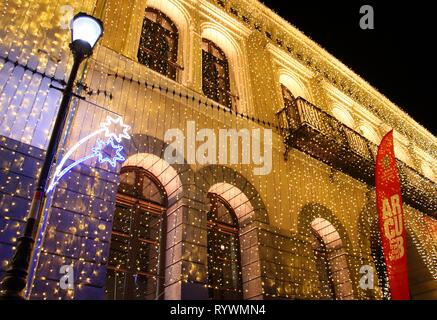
[0,0,436,301]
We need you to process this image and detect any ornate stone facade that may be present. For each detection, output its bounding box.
[0,0,436,300]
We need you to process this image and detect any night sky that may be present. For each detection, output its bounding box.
[261,1,436,136]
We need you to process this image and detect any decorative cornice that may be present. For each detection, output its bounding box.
[266,43,314,80]
[199,0,252,39]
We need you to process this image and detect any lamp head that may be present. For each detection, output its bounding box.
[70,12,104,59]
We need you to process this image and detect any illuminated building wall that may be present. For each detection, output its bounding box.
[0,0,436,300]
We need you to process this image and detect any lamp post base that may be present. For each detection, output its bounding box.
[0,290,27,300]
[0,234,34,300]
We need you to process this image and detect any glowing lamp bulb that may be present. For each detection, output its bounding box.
[70,12,104,55]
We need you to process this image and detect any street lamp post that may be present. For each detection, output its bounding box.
[0,12,103,300]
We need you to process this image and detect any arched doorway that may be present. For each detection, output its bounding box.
[310,217,354,300]
[407,231,437,299]
[105,166,167,300]
[357,205,389,299]
[207,193,243,300]
[311,229,335,299]
[196,167,268,300]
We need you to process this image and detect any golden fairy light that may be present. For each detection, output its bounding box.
[0,0,435,301]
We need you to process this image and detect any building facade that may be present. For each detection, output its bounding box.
[0,0,436,300]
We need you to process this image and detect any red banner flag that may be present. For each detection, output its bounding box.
[376,130,410,300]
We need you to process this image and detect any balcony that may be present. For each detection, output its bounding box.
[277,97,437,216]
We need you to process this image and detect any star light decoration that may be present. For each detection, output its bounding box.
[92,137,125,167]
[101,115,131,143]
[47,115,131,192]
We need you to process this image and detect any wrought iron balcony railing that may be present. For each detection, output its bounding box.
[277,97,437,216]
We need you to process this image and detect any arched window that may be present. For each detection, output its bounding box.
[207,193,243,299]
[138,8,179,80]
[359,124,381,145]
[396,145,415,168]
[282,84,295,106]
[359,211,389,299]
[202,39,233,109]
[279,84,300,129]
[421,161,435,181]
[105,166,167,300]
[332,105,355,129]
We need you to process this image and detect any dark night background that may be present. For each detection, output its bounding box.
[261,1,436,136]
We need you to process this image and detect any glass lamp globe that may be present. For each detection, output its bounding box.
[70,12,104,57]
